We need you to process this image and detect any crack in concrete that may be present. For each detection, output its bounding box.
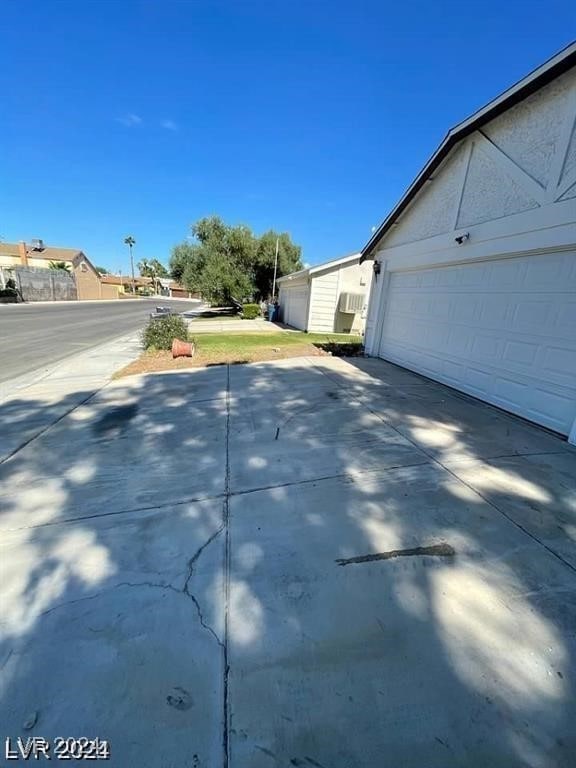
[181,525,226,650]
[1,648,14,671]
[183,525,225,594]
[37,568,227,651]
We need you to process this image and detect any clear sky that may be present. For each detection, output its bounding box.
[1,1,574,273]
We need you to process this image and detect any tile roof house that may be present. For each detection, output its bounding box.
[0,240,118,300]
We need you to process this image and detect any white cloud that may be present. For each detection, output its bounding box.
[116,113,142,127]
[161,119,178,131]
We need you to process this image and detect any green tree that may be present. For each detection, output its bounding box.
[138,258,169,293]
[254,231,303,300]
[149,258,168,278]
[48,261,71,272]
[95,265,109,275]
[169,216,302,305]
[197,252,253,305]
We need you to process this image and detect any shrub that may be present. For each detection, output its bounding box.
[0,288,18,298]
[242,303,261,320]
[142,314,189,350]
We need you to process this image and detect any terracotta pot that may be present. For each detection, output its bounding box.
[172,339,195,358]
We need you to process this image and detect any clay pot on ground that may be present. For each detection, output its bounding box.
[172,339,195,358]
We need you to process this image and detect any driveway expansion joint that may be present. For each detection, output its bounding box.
[223,364,232,768]
[0,385,107,466]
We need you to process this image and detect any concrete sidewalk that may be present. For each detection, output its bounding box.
[1,357,575,767]
[0,332,141,462]
[187,318,291,333]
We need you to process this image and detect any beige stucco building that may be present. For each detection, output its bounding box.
[0,240,119,300]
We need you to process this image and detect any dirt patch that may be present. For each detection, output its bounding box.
[115,344,329,378]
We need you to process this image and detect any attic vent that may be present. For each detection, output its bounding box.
[339,292,365,314]
[31,239,44,250]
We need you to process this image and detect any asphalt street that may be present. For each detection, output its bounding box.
[0,298,200,383]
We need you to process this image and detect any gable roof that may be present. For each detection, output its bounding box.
[360,40,576,261]
[277,251,361,284]
[0,242,83,262]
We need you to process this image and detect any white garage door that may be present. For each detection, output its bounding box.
[378,251,576,435]
[282,287,309,330]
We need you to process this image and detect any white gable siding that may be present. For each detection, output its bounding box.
[371,66,576,259]
[308,270,339,332]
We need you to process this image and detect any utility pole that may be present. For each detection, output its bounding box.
[272,236,279,299]
[124,236,136,294]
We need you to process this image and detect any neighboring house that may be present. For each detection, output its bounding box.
[0,240,118,300]
[277,253,373,333]
[361,42,576,443]
[100,274,154,294]
[157,278,197,299]
[99,275,197,298]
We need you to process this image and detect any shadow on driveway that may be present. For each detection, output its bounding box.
[1,357,575,767]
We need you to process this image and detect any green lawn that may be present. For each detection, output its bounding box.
[117,330,363,377]
[190,331,362,355]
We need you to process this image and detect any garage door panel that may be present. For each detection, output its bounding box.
[487,258,526,287]
[557,302,576,336]
[282,287,308,330]
[379,252,576,434]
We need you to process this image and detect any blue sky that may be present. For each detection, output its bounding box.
[1,1,573,273]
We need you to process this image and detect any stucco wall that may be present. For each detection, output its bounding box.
[100,283,120,300]
[73,257,106,300]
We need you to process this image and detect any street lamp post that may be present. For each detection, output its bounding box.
[124,236,136,294]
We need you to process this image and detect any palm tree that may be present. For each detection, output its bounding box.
[137,258,150,276]
[48,261,71,272]
[124,236,136,293]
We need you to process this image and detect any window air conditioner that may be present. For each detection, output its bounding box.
[339,292,365,313]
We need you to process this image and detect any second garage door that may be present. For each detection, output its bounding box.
[282,287,309,330]
[378,251,576,435]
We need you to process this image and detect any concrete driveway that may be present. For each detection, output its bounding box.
[1,357,575,767]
